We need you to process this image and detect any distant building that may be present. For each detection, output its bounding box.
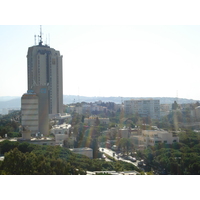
[8,109,19,114]
[17,137,55,146]
[84,116,109,126]
[195,106,200,120]
[124,99,160,119]
[118,128,130,138]
[141,130,179,147]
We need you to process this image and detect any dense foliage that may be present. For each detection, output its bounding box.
[137,130,200,175]
[0,140,141,175]
[0,111,21,138]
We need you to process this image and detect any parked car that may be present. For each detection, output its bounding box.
[138,161,143,167]
[111,145,117,151]
[131,157,137,162]
[138,159,145,166]
[128,156,133,161]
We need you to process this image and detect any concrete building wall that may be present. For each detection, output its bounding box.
[118,129,130,138]
[57,55,63,114]
[21,93,39,136]
[33,86,49,136]
[70,148,93,159]
[21,84,49,137]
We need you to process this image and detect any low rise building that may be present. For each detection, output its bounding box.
[50,123,74,146]
[142,130,179,147]
[118,128,130,138]
[70,147,93,159]
[84,116,109,126]
[17,137,55,146]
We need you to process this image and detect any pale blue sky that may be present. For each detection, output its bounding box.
[1,25,200,100]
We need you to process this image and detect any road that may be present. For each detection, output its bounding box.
[99,147,139,167]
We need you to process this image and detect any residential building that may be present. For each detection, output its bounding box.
[141,130,179,147]
[124,99,160,119]
[84,116,109,126]
[118,128,130,138]
[50,123,74,146]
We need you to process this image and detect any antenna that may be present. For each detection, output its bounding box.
[34,35,36,45]
[121,97,123,104]
[38,25,43,45]
[176,90,179,104]
[49,33,50,46]
[78,87,80,103]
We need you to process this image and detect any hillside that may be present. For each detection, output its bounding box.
[0,95,199,110]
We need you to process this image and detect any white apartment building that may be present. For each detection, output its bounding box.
[129,129,179,150]
[51,124,73,145]
[142,130,179,147]
[124,99,160,119]
[27,34,63,115]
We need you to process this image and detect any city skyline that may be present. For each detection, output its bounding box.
[1,25,200,100]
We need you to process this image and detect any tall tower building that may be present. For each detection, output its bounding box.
[27,28,63,115]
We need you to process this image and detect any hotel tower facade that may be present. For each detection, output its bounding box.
[26,34,63,115]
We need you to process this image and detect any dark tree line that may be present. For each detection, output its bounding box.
[0,140,141,175]
[137,130,200,175]
[0,111,21,138]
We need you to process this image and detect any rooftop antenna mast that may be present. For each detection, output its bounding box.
[176,90,179,104]
[78,87,80,103]
[39,25,43,45]
[34,35,36,45]
[49,33,50,47]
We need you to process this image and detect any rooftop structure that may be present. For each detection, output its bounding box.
[70,147,93,159]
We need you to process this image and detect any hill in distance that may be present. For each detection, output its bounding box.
[0,95,198,110]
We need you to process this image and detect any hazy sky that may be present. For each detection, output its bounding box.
[1,25,200,100]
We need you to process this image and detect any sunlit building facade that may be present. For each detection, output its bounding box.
[124,99,160,119]
[27,39,63,115]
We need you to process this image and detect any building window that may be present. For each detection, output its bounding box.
[52,59,55,65]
